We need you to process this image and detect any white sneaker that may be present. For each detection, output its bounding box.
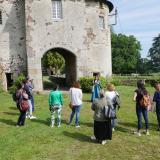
[112,128,115,132]
[134,131,141,136]
[75,125,80,128]
[146,131,150,136]
[30,116,37,119]
[57,124,61,128]
[91,136,96,140]
[101,140,107,145]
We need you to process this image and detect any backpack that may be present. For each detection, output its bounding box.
[140,95,151,108]
[113,92,121,108]
[104,105,116,119]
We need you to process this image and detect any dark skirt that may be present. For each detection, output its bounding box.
[94,119,112,140]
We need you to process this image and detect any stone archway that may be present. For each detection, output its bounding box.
[41,48,77,89]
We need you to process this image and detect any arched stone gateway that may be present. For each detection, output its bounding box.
[42,48,77,88]
[0,0,114,91]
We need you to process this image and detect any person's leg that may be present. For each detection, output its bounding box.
[31,96,34,112]
[28,100,32,117]
[69,107,75,124]
[136,105,142,133]
[51,108,55,127]
[142,108,149,130]
[57,106,62,127]
[75,105,81,126]
[21,111,26,126]
[156,106,160,129]
[17,111,23,126]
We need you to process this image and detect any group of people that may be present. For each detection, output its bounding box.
[14,74,160,145]
[48,74,120,145]
[15,77,36,127]
[133,80,160,136]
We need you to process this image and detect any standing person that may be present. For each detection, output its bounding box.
[16,83,27,126]
[91,90,112,145]
[91,74,101,102]
[49,84,63,127]
[69,81,83,128]
[153,83,160,131]
[23,79,36,119]
[133,80,150,136]
[27,78,35,112]
[105,83,120,131]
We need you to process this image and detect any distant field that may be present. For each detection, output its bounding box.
[0,86,160,160]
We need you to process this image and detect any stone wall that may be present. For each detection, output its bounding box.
[0,0,26,90]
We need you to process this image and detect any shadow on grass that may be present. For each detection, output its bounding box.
[119,121,137,128]
[9,107,18,111]
[0,118,16,126]
[63,131,92,143]
[2,112,19,116]
[31,118,50,126]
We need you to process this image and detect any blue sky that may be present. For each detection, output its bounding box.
[109,0,160,58]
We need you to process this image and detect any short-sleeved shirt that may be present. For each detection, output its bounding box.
[135,88,148,103]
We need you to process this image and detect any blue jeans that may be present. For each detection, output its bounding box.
[69,105,82,126]
[136,103,149,130]
[156,105,160,128]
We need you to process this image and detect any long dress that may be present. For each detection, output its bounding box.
[91,80,101,102]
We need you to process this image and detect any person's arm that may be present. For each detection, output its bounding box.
[133,92,137,101]
[79,89,82,101]
[48,92,52,109]
[153,92,157,102]
[91,101,96,111]
[60,92,63,106]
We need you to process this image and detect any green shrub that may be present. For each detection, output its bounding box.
[9,73,25,93]
[80,76,106,93]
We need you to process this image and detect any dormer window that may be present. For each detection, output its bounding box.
[99,16,105,30]
[0,11,2,24]
[52,0,63,20]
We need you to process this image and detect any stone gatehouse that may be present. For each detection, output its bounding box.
[0,0,113,91]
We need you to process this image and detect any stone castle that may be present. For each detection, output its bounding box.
[0,0,113,91]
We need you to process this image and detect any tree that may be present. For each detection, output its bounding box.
[111,33,141,74]
[148,34,160,72]
[42,51,65,75]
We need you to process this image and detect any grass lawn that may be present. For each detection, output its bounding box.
[0,86,160,160]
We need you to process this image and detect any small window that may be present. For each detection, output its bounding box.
[52,0,62,20]
[99,16,105,29]
[0,11,2,24]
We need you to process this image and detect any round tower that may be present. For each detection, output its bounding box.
[25,0,114,91]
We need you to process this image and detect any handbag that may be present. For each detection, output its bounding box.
[104,105,115,119]
[20,100,29,111]
[69,89,74,109]
[69,102,73,109]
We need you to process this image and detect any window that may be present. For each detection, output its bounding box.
[0,11,2,24]
[99,16,105,29]
[52,0,62,20]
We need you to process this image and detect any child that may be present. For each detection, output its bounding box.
[49,84,63,127]
[153,83,160,131]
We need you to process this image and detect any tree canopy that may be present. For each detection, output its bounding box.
[42,51,65,74]
[111,32,141,74]
[148,34,160,72]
